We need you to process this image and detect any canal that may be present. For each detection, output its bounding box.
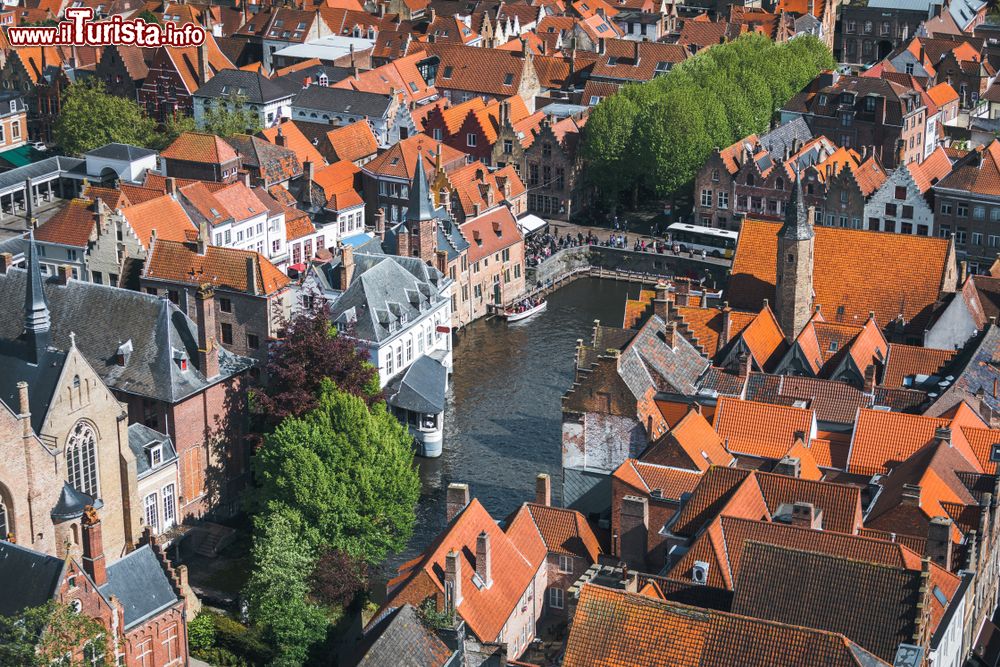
[385,277,641,572]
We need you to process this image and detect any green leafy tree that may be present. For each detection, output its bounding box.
[0,600,113,666]
[252,379,420,565]
[54,80,157,156]
[243,509,327,667]
[203,92,263,138]
[580,34,835,203]
[152,114,197,151]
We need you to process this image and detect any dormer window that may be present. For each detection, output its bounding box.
[116,339,133,366]
[318,73,328,86]
[148,443,163,467]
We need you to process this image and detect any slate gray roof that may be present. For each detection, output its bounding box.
[194,68,298,104]
[292,86,392,118]
[925,324,1000,419]
[618,315,710,397]
[351,604,453,667]
[0,345,66,433]
[0,156,84,194]
[100,545,179,630]
[127,423,178,480]
[0,541,64,617]
[51,482,101,521]
[84,143,157,161]
[0,269,252,404]
[276,65,353,90]
[330,255,447,343]
[386,354,447,414]
[759,117,813,158]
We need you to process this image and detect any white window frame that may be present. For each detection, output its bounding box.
[548,587,564,609]
[558,554,573,573]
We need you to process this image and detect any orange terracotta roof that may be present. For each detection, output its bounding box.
[927,81,959,107]
[907,146,954,193]
[521,503,601,562]
[120,195,196,248]
[735,305,787,371]
[728,220,952,333]
[612,459,703,500]
[622,289,656,329]
[564,584,889,666]
[461,206,522,264]
[381,499,544,644]
[447,162,525,220]
[326,188,364,212]
[713,396,815,460]
[161,132,240,164]
[652,409,734,472]
[782,439,823,481]
[119,184,166,206]
[144,238,290,295]
[35,199,95,248]
[847,408,984,476]
[285,214,317,242]
[259,122,327,168]
[162,35,234,95]
[363,133,466,180]
[81,185,131,210]
[326,121,378,163]
[312,160,360,200]
[882,344,955,388]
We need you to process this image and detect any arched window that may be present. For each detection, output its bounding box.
[66,422,98,498]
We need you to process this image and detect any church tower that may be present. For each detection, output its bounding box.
[405,151,438,263]
[775,173,814,342]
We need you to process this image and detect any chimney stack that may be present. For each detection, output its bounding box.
[863,364,876,393]
[57,265,71,285]
[935,426,952,447]
[663,320,676,349]
[198,39,211,85]
[339,244,355,288]
[445,549,463,613]
[446,483,470,522]
[197,221,209,255]
[653,281,671,321]
[790,501,822,530]
[926,516,953,570]
[773,455,801,478]
[195,284,220,378]
[81,507,107,587]
[901,484,921,506]
[618,495,649,568]
[675,280,690,307]
[0,252,12,274]
[535,473,551,506]
[275,127,287,147]
[246,255,259,296]
[16,381,30,439]
[166,177,177,198]
[475,531,493,588]
[375,208,387,240]
[737,351,750,376]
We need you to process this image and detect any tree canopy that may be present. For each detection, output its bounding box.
[202,92,263,138]
[251,380,420,566]
[54,80,158,156]
[582,34,835,206]
[0,601,112,666]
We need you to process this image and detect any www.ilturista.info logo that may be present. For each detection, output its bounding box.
[6,7,206,47]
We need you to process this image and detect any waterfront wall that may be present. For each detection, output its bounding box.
[528,246,730,289]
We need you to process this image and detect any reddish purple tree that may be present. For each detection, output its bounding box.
[256,301,381,428]
[309,548,369,609]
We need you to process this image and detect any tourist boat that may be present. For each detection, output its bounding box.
[502,300,547,322]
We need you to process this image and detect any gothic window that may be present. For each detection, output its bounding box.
[66,422,98,498]
[0,496,8,540]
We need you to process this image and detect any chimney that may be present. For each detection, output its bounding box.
[275,127,286,147]
[863,364,876,393]
[375,207,387,240]
[475,531,493,587]
[632,39,640,65]
[535,473,551,506]
[16,381,30,439]
[935,426,952,447]
[304,160,315,184]
[901,484,922,506]
[0,252,12,274]
[737,351,750,376]
[435,249,447,275]
[618,495,648,568]
[81,507,107,587]
[246,255,260,296]
[198,40,211,85]
[663,320,676,348]
[197,221,209,255]
[446,483,470,522]
[339,244,355,288]
[166,177,177,197]
[675,280,690,307]
[57,265,71,285]
[926,516,953,570]
[773,455,801,478]
[444,549,463,612]
[653,281,671,321]
[790,501,822,530]
[598,37,606,54]
[195,284,220,378]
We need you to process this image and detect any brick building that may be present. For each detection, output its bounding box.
[458,206,526,320]
[160,132,243,183]
[138,37,235,122]
[781,71,928,167]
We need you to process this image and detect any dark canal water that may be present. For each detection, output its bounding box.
[382,277,639,574]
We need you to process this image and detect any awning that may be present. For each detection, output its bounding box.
[517,214,547,235]
[342,232,374,247]
[386,355,447,414]
[0,145,45,170]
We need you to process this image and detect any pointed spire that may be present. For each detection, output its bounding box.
[406,149,435,223]
[24,228,51,338]
[780,170,813,241]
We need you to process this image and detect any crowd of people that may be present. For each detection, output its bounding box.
[525,228,702,267]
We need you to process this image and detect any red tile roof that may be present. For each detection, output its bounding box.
[882,343,955,388]
[518,503,601,561]
[564,584,890,667]
[645,409,734,472]
[326,121,379,163]
[907,146,954,193]
[259,121,327,168]
[612,459,703,501]
[461,206,522,263]
[161,131,240,164]
[936,140,1000,197]
[144,238,290,295]
[713,396,815,460]
[363,133,466,180]
[728,220,954,333]
[35,199,96,248]
[121,195,196,248]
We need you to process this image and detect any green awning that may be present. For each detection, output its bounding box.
[0,145,44,169]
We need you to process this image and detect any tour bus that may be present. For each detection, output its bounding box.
[666,223,739,258]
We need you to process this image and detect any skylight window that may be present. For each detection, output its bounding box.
[210,208,221,217]
[932,586,947,606]
[443,65,454,79]
[503,73,514,85]
[828,341,838,352]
